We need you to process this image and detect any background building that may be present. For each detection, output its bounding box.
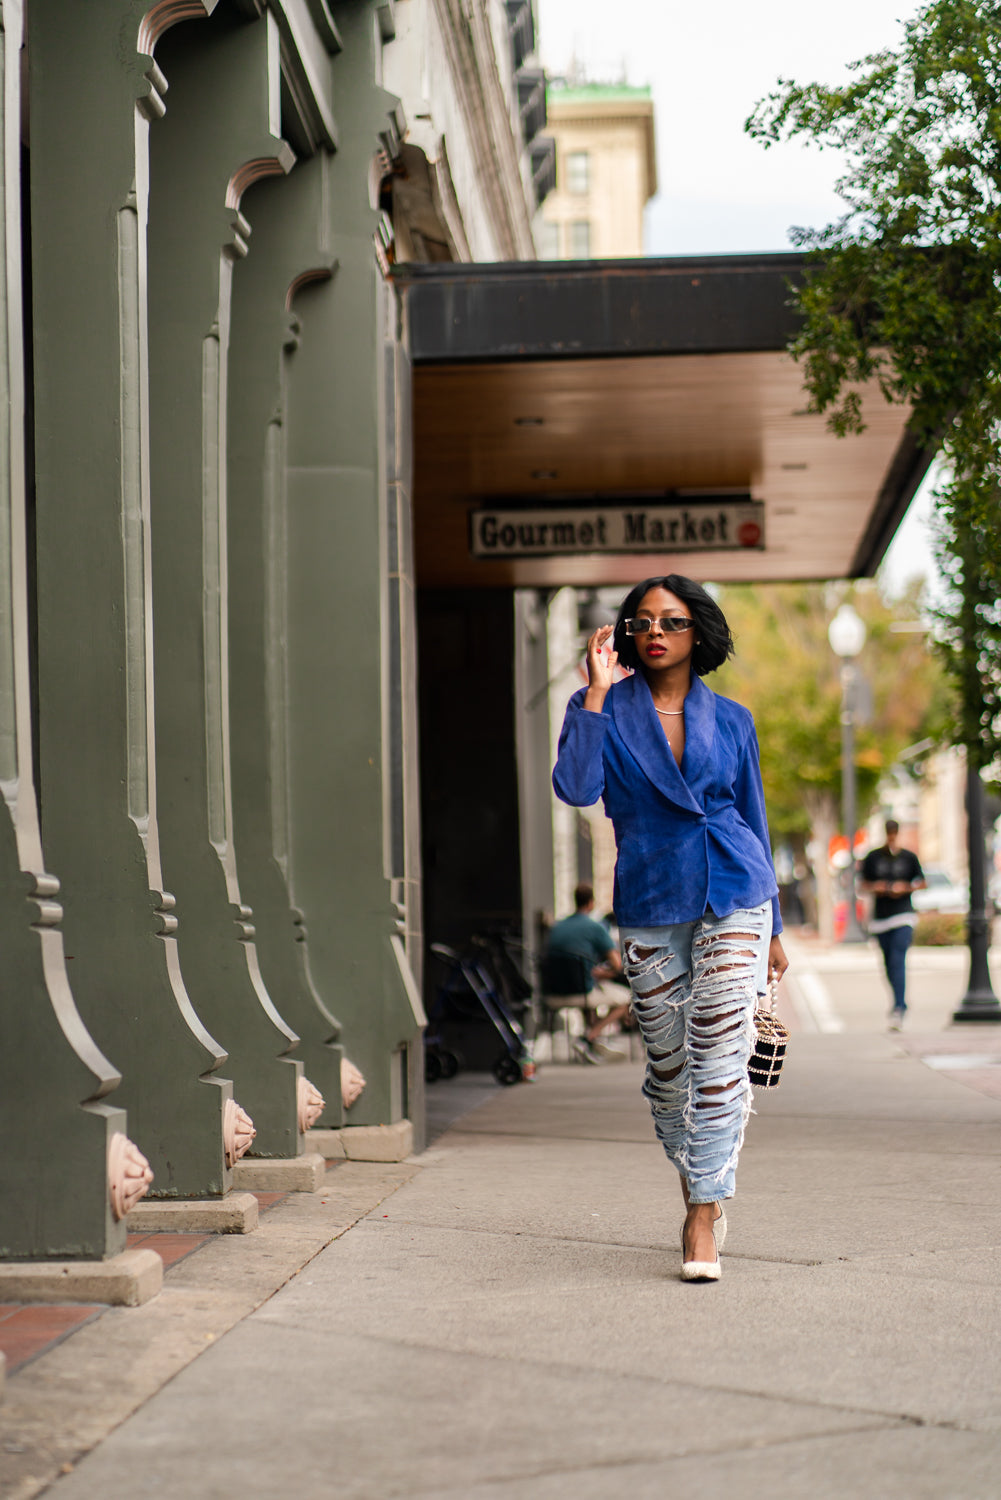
[383,0,554,261]
[535,80,657,258]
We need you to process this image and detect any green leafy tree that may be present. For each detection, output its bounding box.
[715,582,949,937]
[746,0,1001,771]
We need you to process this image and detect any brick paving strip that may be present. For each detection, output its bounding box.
[0,1307,106,1377]
[0,1194,295,1377]
[0,1238,214,1379]
[0,1162,417,1500]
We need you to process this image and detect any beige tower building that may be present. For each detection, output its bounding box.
[536,82,658,259]
[535,83,658,912]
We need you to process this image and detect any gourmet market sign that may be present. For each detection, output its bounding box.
[470,501,765,559]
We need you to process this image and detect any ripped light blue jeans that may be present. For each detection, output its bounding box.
[621,904,772,1204]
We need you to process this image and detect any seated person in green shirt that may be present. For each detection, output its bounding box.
[541,883,629,1061]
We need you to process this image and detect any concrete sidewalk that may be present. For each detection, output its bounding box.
[7,950,998,1500]
[780,928,1001,1040]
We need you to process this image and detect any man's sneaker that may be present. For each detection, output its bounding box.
[888,1007,906,1032]
[572,1036,602,1064]
[589,1039,628,1061]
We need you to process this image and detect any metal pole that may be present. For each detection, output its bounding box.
[840,663,867,943]
[952,762,1000,1021]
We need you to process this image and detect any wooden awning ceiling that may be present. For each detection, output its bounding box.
[394,256,932,590]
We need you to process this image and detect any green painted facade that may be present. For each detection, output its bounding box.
[2,0,429,1256]
[0,0,128,1261]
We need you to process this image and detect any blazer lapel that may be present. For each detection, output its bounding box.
[611,672,704,815]
[679,674,717,800]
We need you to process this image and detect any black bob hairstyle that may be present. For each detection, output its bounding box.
[611,575,735,677]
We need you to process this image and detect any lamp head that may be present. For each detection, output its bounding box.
[828,602,867,658]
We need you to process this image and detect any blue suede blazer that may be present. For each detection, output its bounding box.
[553,672,781,933]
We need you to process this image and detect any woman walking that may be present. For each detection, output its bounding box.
[553,575,788,1282]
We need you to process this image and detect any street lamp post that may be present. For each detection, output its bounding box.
[828,603,868,944]
[952,761,1001,1021]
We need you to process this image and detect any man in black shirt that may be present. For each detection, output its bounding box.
[858,820,926,1029]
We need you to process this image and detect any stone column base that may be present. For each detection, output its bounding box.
[126,1192,259,1234]
[0,1248,162,1306]
[231,1152,326,1192]
[307,1120,414,1162]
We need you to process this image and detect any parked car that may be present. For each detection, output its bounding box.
[912,866,969,914]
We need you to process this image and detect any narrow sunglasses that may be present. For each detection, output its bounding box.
[624,616,695,635]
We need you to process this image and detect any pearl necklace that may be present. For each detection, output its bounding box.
[654,707,685,717]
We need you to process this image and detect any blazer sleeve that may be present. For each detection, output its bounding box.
[552,691,610,807]
[733,721,783,936]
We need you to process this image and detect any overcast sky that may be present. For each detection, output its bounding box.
[537,0,924,255]
[537,0,935,593]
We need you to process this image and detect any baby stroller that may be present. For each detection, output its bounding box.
[426,941,533,1086]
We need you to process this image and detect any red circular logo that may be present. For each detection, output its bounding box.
[738,521,761,547]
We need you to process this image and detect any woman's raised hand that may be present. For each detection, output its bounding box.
[584,624,617,710]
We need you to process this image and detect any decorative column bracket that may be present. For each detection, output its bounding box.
[227,149,347,1123]
[0,0,134,1259]
[145,3,310,1157]
[278,4,425,1122]
[29,0,235,1206]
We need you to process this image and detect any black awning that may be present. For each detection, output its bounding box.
[392,255,934,587]
[395,253,806,363]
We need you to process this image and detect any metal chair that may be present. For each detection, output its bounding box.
[537,951,593,1062]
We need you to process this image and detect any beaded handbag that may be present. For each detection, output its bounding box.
[748,979,788,1089]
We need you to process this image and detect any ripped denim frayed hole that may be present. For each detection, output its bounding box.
[624,941,674,982]
[623,907,771,1199]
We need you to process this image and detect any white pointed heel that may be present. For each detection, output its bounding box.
[681,1255,720,1281]
[714,1206,727,1252]
[680,1204,726,1282]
